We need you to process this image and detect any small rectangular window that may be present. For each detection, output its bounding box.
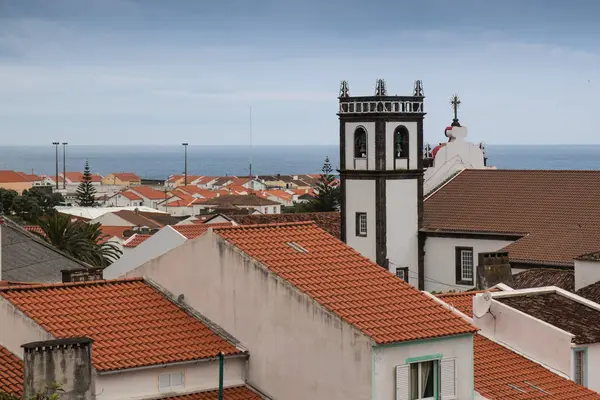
[396,267,409,282]
[575,349,586,386]
[455,247,474,285]
[355,212,367,237]
[409,361,436,400]
[158,372,185,392]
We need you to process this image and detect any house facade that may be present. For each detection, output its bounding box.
[102,172,142,186]
[125,222,476,400]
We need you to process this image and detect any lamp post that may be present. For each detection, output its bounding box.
[52,142,60,190]
[62,142,68,189]
[182,142,188,185]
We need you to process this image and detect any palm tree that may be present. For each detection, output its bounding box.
[32,214,122,267]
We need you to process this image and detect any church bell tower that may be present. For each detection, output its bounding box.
[339,79,425,288]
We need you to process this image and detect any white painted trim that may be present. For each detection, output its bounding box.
[490,283,514,291]
[423,291,474,324]
[424,169,465,201]
[491,286,600,314]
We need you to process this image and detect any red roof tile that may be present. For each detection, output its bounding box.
[130,185,169,200]
[230,212,341,239]
[437,291,600,399]
[0,344,23,397]
[214,222,475,344]
[165,386,262,400]
[123,233,152,248]
[171,223,232,240]
[424,170,600,267]
[0,278,242,371]
[110,172,141,182]
[0,170,33,183]
[64,172,102,183]
[120,190,143,201]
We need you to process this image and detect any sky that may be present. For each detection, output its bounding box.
[1,0,600,145]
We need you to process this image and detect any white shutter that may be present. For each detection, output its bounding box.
[440,358,456,400]
[395,364,409,400]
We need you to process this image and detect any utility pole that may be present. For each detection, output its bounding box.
[52,142,59,190]
[62,142,68,189]
[182,142,188,185]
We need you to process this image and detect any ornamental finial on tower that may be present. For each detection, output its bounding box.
[339,80,350,98]
[450,94,461,127]
[375,79,387,96]
[414,80,424,97]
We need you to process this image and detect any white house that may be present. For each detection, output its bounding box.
[124,221,477,400]
[197,194,281,214]
[107,190,144,207]
[0,278,257,399]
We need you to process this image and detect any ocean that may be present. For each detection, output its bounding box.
[0,145,599,179]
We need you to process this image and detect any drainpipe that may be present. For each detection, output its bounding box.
[218,351,224,400]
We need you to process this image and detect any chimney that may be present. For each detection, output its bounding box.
[61,268,103,283]
[22,337,94,400]
[476,251,513,290]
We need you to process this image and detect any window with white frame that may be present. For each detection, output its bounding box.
[158,372,185,392]
[455,247,474,285]
[356,212,367,237]
[396,267,409,282]
[396,358,455,400]
[575,348,587,386]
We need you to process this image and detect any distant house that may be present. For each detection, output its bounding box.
[89,210,164,230]
[17,172,43,187]
[62,171,103,185]
[102,172,141,186]
[127,185,173,210]
[0,170,34,194]
[165,174,204,187]
[198,194,282,214]
[107,190,144,207]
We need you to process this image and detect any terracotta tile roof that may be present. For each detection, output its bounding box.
[227,177,251,187]
[64,172,102,183]
[0,278,242,371]
[110,172,141,182]
[265,190,293,201]
[18,172,42,181]
[226,185,250,195]
[498,293,600,344]
[171,223,232,240]
[175,186,217,197]
[23,225,44,236]
[437,291,600,399]
[0,170,33,183]
[424,169,600,267]
[113,210,163,229]
[214,222,475,344]
[123,233,152,248]
[203,194,279,207]
[475,334,600,400]
[130,185,169,200]
[195,176,217,185]
[512,269,574,292]
[230,212,341,239]
[120,190,143,201]
[164,386,262,400]
[167,192,196,207]
[0,344,23,397]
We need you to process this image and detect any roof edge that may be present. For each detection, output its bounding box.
[424,168,465,201]
[0,277,144,292]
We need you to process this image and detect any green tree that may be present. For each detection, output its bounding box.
[75,161,97,207]
[0,188,18,215]
[33,214,122,267]
[0,383,63,400]
[308,156,340,212]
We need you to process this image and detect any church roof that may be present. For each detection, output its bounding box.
[424,169,600,267]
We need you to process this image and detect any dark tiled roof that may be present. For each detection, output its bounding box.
[498,293,600,345]
[138,211,186,226]
[113,210,163,229]
[2,220,88,283]
[424,169,600,267]
[203,195,280,207]
[576,250,600,261]
[512,269,574,292]
[230,212,341,239]
[576,281,600,304]
[0,344,23,397]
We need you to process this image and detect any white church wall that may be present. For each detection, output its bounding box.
[386,180,418,282]
[345,179,376,262]
[575,259,600,291]
[344,122,375,171]
[423,236,514,292]
[583,343,600,392]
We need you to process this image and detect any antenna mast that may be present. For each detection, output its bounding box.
[249,106,253,178]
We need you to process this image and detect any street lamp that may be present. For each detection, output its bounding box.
[52,142,60,190]
[182,142,189,185]
[62,142,68,189]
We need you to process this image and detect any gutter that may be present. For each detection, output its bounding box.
[96,353,248,375]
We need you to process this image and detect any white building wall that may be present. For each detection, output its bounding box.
[125,233,373,400]
[575,259,600,291]
[386,180,418,280]
[0,297,55,358]
[373,334,474,400]
[582,343,600,392]
[385,122,418,170]
[345,122,376,171]
[345,179,376,261]
[423,237,514,292]
[475,298,574,377]
[95,358,246,400]
[103,227,186,279]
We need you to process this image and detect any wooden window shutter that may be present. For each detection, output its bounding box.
[440,358,457,399]
[395,364,409,400]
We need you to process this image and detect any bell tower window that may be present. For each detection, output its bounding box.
[354,127,367,158]
[394,126,409,159]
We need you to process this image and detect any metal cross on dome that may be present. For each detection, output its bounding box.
[450,94,461,127]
